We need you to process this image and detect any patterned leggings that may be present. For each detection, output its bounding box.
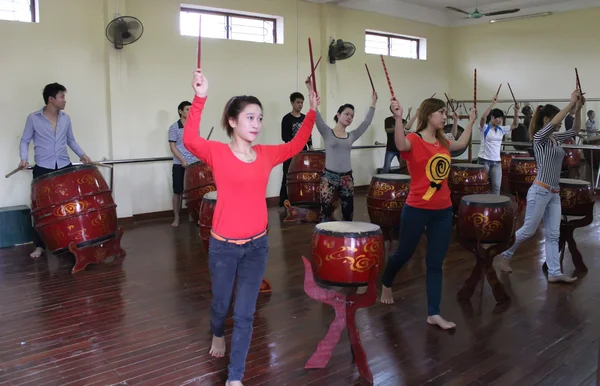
[319,169,354,222]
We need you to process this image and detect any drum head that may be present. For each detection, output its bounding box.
[461,194,510,206]
[373,173,411,182]
[204,191,217,200]
[559,178,590,186]
[443,124,466,158]
[315,221,381,237]
[32,164,90,182]
[452,163,485,170]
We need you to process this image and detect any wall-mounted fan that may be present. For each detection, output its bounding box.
[328,39,356,64]
[446,0,520,19]
[105,16,144,49]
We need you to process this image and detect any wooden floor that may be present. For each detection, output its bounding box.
[1,193,599,386]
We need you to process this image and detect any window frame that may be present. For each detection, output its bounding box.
[180,6,278,44]
[365,31,420,60]
[0,0,37,23]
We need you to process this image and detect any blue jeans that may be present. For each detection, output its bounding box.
[381,205,453,315]
[477,157,502,195]
[502,183,562,277]
[209,233,269,382]
[382,151,400,173]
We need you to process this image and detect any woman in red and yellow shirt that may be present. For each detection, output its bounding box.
[380,98,477,330]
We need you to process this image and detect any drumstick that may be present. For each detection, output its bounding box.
[473,68,477,110]
[495,83,502,97]
[444,93,456,113]
[206,126,214,140]
[507,82,518,105]
[364,63,375,92]
[379,55,395,99]
[431,93,436,98]
[5,167,23,178]
[308,56,322,80]
[575,68,582,94]
[308,38,317,93]
[195,16,202,87]
[90,161,113,169]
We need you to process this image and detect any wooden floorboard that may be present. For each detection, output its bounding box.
[0,193,598,385]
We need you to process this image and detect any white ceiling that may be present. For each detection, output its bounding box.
[305,0,600,27]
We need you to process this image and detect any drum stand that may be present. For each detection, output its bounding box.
[456,228,513,305]
[301,257,376,384]
[68,228,126,274]
[543,202,594,273]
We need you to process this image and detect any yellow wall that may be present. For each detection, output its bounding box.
[448,7,600,154]
[0,0,449,217]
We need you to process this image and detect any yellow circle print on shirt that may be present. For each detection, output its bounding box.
[422,153,451,201]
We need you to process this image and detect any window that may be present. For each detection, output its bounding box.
[0,0,37,22]
[180,5,283,45]
[365,30,426,60]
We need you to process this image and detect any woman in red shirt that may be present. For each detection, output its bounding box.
[380,97,477,330]
[183,70,319,386]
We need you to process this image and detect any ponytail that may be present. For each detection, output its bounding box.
[528,104,560,140]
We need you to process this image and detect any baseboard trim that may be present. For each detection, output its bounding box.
[117,185,370,224]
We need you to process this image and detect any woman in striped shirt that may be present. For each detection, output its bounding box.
[499,90,584,282]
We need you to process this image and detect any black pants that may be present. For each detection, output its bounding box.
[32,163,72,249]
[279,159,292,206]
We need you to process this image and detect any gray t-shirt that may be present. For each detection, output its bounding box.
[316,107,375,173]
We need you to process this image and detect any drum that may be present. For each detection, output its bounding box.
[199,190,217,251]
[500,151,529,193]
[30,165,119,254]
[183,161,216,222]
[559,178,594,217]
[448,163,489,213]
[366,174,410,230]
[311,221,384,287]
[457,194,514,244]
[286,150,326,207]
[508,157,537,197]
[561,138,581,172]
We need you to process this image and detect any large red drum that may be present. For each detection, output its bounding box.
[183,161,216,222]
[448,163,489,213]
[366,174,410,230]
[30,164,125,273]
[457,194,514,244]
[500,151,529,193]
[311,221,384,287]
[286,150,325,206]
[561,138,581,173]
[199,190,217,251]
[508,157,537,197]
[559,178,594,216]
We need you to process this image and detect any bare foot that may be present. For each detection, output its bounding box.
[171,218,180,227]
[380,285,394,304]
[427,315,456,330]
[226,381,243,386]
[209,335,225,358]
[30,247,44,259]
[548,274,577,283]
[499,257,512,273]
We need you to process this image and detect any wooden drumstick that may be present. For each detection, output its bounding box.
[444,93,456,113]
[364,63,375,93]
[507,82,518,106]
[380,55,395,99]
[575,68,582,94]
[308,38,317,93]
[495,83,502,97]
[308,56,322,80]
[206,126,214,140]
[195,15,202,87]
[5,167,23,178]
[473,68,477,110]
[90,161,113,169]
[431,93,436,98]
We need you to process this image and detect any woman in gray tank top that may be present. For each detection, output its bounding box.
[313,84,377,222]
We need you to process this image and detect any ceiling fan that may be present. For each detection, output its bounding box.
[446,0,520,19]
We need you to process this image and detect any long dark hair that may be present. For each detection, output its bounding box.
[529,104,560,140]
[221,96,263,137]
[415,98,449,150]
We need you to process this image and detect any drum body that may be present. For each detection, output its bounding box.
[199,191,217,251]
[500,151,529,193]
[366,174,410,230]
[31,165,119,254]
[448,163,489,212]
[311,222,384,287]
[286,150,326,206]
[184,161,216,222]
[559,178,594,216]
[457,194,514,244]
[508,157,537,197]
[561,138,581,171]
